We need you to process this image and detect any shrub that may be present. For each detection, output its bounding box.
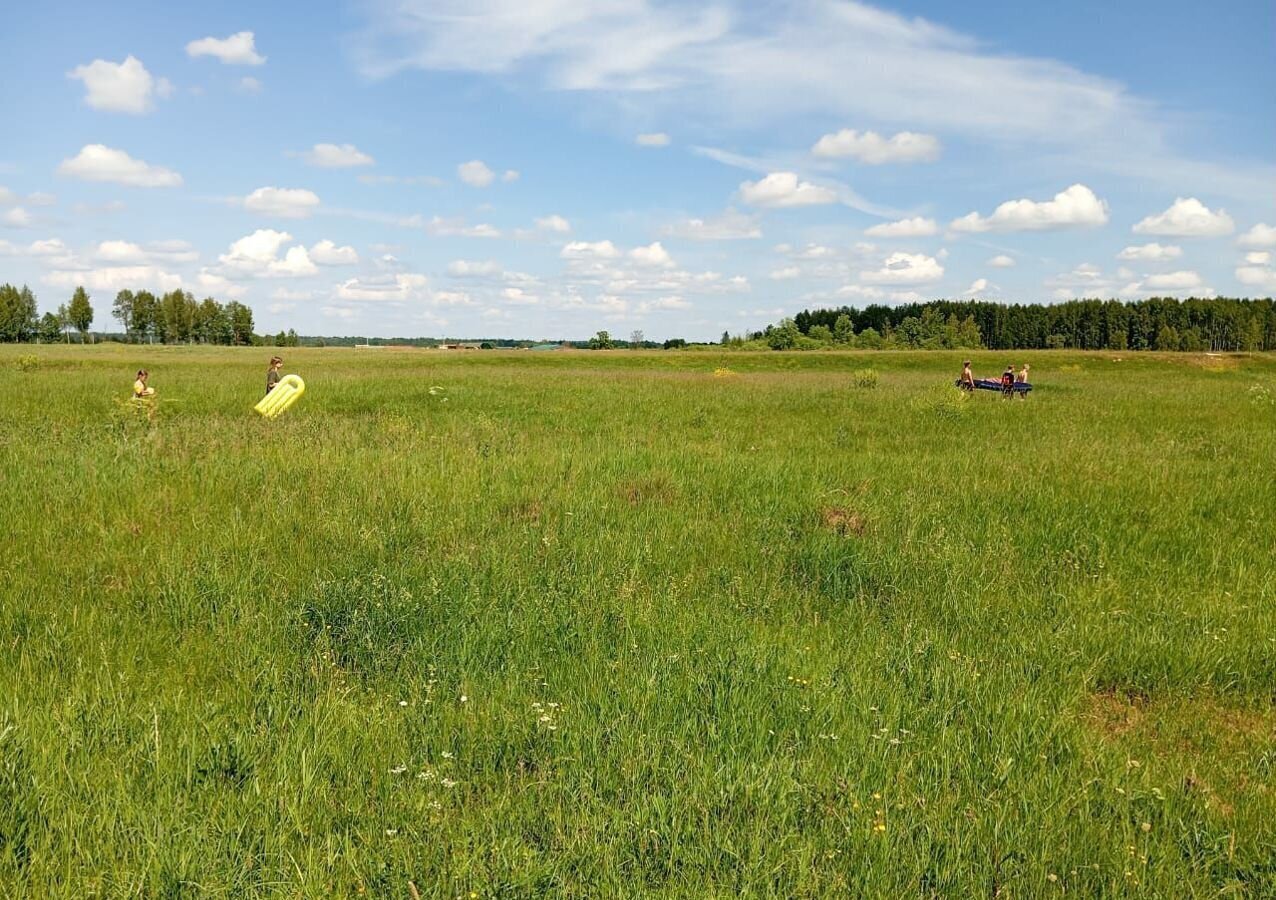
[14,354,39,372]
[852,368,879,389]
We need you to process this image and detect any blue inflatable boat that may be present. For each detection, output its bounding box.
[956,378,1032,395]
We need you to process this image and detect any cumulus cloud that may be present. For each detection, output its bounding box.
[217,228,316,277]
[458,160,496,187]
[502,169,520,182]
[661,208,760,240]
[1133,198,1233,237]
[58,144,182,187]
[859,251,944,284]
[242,186,320,218]
[638,295,690,312]
[336,272,431,302]
[562,240,621,260]
[950,184,1108,233]
[186,31,265,65]
[1143,270,1204,290]
[864,216,938,238]
[45,264,186,293]
[309,239,359,265]
[628,241,674,268]
[739,172,837,208]
[1236,260,1276,293]
[299,143,374,168]
[636,132,671,147]
[447,259,503,277]
[95,239,198,264]
[3,208,31,228]
[770,266,801,280]
[1238,223,1276,248]
[987,254,1016,268]
[811,129,941,164]
[1117,242,1182,262]
[1244,251,1270,266]
[424,216,502,238]
[964,278,989,295]
[237,76,263,94]
[68,56,167,114]
[535,214,571,233]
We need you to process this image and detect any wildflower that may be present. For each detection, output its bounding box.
[390,765,408,775]
[442,778,457,788]
[1141,822,1151,833]
[385,828,398,836]
[399,700,408,707]
[1048,873,1058,883]
[442,751,454,759]
[460,695,468,703]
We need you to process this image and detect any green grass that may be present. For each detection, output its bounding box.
[2,344,1275,897]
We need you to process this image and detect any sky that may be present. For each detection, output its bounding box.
[1,0,1273,341]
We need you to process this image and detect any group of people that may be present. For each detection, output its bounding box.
[959,361,1031,398]
[132,356,285,400]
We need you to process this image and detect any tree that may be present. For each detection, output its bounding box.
[833,314,854,344]
[67,287,94,343]
[226,301,255,345]
[274,330,287,347]
[767,318,800,350]
[589,330,613,350]
[1154,324,1180,351]
[629,329,644,348]
[0,283,38,342]
[38,312,62,343]
[131,290,158,342]
[721,330,731,345]
[808,324,834,343]
[113,290,136,341]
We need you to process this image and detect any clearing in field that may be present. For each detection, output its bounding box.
[2,346,1275,897]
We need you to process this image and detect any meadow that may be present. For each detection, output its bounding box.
[1,344,1274,898]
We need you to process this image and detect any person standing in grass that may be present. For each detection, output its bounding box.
[132,369,155,398]
[266,356,283,395]
[1001,365,1015,398]
[1017,363,1031,399]
[960,360,975,391]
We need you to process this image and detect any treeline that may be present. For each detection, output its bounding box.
[0,283,263,345]
[762,297,1276,352]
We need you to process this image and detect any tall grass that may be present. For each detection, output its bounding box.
[1,345,1274,896]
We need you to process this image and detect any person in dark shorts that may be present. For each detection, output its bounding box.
[266,356,283,395]
[1000,365,1015,398]
[959,360,975,391]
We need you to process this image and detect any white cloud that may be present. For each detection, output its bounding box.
[502,169,520,182]
[1237,223,1276,248]
[628,241,674,268]
[58,144,182,187]
[739,172,837,208]
[502,286,539,304]
[963,278,990,296]
[309,239,359,265]
[811,129,940,164]
[859,251,944,284]
[237,76,263,94]
[1117,242,1182,262]
[322,305,357,319]
[987,254,1015,268]
[1143,270,1204,291]
[94,239,198,264]
[562,240,621,259]
[68,56,165,114]
[1245,251,1270,266]
[358,173,443,187]
[45,265,185,293]
[186,32,265,66]
[217,228,317,278]
[242,186,320,218]
[535,214,571,233]
[423,216,502,238]
[297,144,372,169]
[336,273,431,302]
[661,208,760,240]
[1235,263,1276,293]
[864,216,938,238]
[638,295,690,312]
[1133,198,1233,237]
[636,132,671,147]
[3,208,31,228]
[447,259,503,277]
[950,184,1108,233]
[770,266,801,280]
[458,160,496,187]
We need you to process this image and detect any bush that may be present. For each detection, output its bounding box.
[14,354,39,372]
[852,368,879,389]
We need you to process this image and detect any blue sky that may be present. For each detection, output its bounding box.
[1,0,1273,340]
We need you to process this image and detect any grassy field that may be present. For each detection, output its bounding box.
[2,344,1275,897]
